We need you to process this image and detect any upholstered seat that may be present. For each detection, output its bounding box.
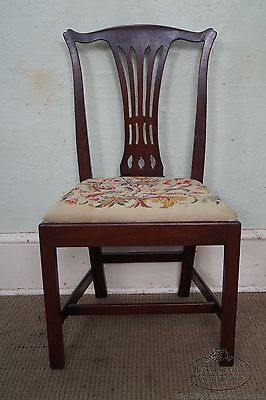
[44,176,236,223]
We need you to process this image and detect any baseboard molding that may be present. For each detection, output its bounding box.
[1,230,266,295]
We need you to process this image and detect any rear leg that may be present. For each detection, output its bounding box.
[89,247,107,298]
[178,246,196,297]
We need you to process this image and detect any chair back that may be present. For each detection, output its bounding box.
[64,25,216,181]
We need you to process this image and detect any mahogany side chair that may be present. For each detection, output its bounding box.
[39,24,241,369]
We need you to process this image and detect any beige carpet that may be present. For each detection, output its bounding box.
[0,293,265,399]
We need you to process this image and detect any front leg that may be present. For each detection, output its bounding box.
[219,224,241,366]
[40,229,65,369]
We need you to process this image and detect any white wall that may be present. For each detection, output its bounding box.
[0,0,266,232]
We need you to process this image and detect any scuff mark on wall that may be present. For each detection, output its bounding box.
[13,62,64,103]
[30,68,53,91]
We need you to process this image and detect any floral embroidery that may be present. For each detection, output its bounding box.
[60,177,221,209]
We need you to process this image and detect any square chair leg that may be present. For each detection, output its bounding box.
[219,225,241,366]
[40,234,65,369]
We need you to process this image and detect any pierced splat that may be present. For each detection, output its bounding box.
[112,43,166,176]
[63,25,216,182]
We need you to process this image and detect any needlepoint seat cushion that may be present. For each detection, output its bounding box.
[43,176,237,223]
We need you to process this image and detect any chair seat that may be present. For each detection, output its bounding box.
[43,176,237,223]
